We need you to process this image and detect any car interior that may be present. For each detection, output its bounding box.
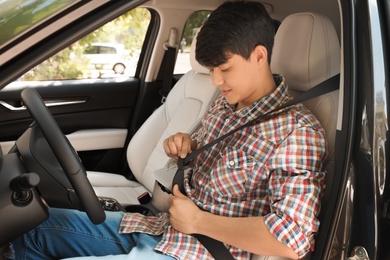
[0,0,360,259]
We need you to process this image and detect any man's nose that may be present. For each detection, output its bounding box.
[211,69,224,87]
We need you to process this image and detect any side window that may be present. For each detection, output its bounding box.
[20,7,151,80]
[174,11,211,74]
[99,46,117,54]
[84,46,99,55]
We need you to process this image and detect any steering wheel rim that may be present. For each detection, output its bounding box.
[21,88,105,224]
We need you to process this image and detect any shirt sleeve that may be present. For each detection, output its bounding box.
[263,125,327,258]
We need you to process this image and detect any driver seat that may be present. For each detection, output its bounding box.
[87,38,218,206]
[271,11,340,229]
[252,12,340,260]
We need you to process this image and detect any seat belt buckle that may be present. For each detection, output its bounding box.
[137,192,152,204]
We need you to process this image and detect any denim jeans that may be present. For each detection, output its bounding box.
[10,208,174,260]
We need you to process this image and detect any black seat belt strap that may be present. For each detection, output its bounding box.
[158,28,178,103]
[158,46,177,103]
[172,73,340,260]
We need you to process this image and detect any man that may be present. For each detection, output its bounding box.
[9,1,327,259]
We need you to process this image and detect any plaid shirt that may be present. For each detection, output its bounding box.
[119,75,328,259]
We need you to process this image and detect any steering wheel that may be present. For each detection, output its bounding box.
[20,88,106,224]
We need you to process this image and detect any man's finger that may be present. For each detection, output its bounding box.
[172,184,185,197]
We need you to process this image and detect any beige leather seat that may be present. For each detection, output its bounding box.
[252,12,340,260]
[87,37,219,206]
[271,12,340,228]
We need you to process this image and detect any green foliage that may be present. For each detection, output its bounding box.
[79,8,150,58]
[22,43,89,81]
[0,0,75,46]
[21,8,151,81]
[182,11,211,46]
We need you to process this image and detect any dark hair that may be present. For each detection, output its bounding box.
[195,1,275,67]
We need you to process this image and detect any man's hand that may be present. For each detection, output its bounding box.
[163,132,196,159]
[168,185,298,259]
[168,185,203,234]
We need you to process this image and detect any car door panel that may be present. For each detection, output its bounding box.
[0,78,140,173]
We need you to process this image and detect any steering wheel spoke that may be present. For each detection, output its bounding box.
[20,88,105,224]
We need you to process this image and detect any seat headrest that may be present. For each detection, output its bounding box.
[190,35,210,75]
[271,13,340,92]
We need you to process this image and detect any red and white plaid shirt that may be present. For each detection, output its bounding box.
[119,75,328,259]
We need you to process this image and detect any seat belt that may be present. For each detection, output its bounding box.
[172,73,340,260]
[158,28,178,103]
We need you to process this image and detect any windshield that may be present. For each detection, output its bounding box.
[0,0,79,48]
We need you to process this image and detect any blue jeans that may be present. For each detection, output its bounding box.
[10,208,174,260]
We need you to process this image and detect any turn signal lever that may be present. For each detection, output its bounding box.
[10,173,40,205]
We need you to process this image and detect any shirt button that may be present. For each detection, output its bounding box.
[229,160,235,166]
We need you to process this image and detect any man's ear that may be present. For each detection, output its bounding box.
[252,45,268,66]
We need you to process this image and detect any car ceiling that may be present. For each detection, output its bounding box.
[142,0,341,82]
[0,0,341,87]
[144,0,341,35]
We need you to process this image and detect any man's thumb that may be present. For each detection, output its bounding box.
[172,184,184,197]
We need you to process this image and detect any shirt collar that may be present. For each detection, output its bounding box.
[222,74,290,119]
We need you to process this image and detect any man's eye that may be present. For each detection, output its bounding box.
[221,67,230,72]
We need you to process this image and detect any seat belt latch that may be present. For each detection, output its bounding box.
[137,192,152,204]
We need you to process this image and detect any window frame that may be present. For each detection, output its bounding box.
[0,0,151,89]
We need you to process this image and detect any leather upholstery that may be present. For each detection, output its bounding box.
[271,12,340,224]
[255,12,340,260]
[271,13,340,92]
